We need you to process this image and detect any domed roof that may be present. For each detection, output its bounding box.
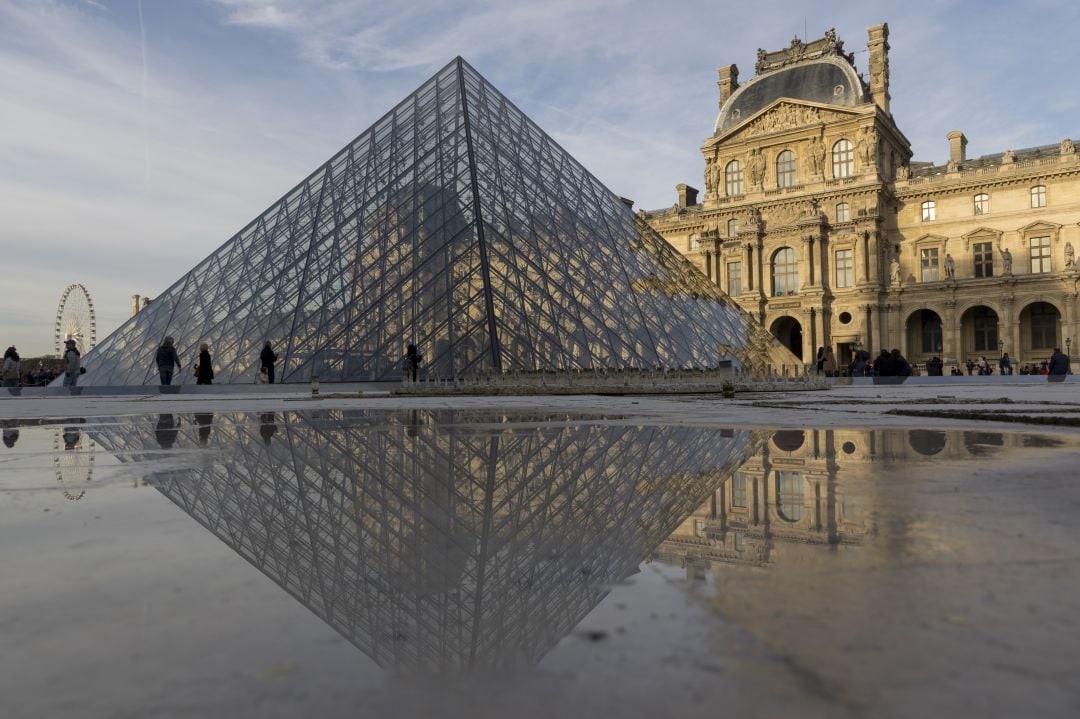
[715,57,866,135]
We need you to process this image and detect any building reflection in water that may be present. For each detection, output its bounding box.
[654,427,1047,575]
[92,410,761,672]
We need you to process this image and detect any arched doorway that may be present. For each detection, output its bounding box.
[770,315,803,360]
[1019,301,1061,357]
[905,309,943,362]
[960,305,999,362]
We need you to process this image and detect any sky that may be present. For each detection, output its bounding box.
[2,0,1078,357]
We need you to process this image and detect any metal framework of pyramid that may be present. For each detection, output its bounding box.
[78,58,796,385]
[93,409,759,671]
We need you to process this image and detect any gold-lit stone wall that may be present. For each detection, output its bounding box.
[648,23,1080,371]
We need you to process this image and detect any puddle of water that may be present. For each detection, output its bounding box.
[2,413,1079,718]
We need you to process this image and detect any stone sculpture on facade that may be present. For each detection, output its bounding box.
[856,126,877,169]
[747,148,766,189]
[1061,138,1075,155]
[808,135,826,176]
[1000,247,1013,275]
[706,159,722,195]
[1065,241,1075,269]
[889,257,901,286]
[895,164,909,180]
[1001,149,1016,164]
[945,253,955,279]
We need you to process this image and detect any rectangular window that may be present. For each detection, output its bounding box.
[690,234,701,251]
[834,249,854,288]
[1030,236,1051,273]
[732,473,747,508]
[921,200,936,221]
[973,241,994,278]
[726,261,742,296]
[1031,185,1047,208]
[920,247,940,282]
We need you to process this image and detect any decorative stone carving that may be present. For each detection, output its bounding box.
[895,164,910,180]
[807,135,826,176]
[1061,138,1075,155]
[737,103,845,138]
[747,147,766,189]
[946,159,959,173]
[1065,241,1075,269]
[889,257,901,286]
[1000,247,1013,275]
[1001,149,1016,164]
[855,126,877,169]
[944,253,955,279]
[705,158,721,194]
[753,28,850,75]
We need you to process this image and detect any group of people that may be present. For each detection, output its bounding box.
[2,342,83,387]
[816,345,1072,378]
[155,338,278,385]
[818,347,913,377]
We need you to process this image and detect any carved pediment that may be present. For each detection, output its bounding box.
[1019,220,1062,246]
[961,226,1003,248]
[714,101,859,144]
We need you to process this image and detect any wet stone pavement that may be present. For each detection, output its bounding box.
[1,410,1078,719]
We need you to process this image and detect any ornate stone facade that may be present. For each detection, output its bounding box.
[648,24,1080,372]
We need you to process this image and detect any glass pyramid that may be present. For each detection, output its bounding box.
[92,409,760,671]
[78,58,796,384]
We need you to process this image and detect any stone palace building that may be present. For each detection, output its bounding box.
[645,24,1080,371]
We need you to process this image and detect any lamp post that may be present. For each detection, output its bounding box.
[998,339,1004,358]
[1067,337,1072,357]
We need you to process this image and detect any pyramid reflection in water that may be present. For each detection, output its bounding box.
[78,58,796,384]
[96,411,759,671]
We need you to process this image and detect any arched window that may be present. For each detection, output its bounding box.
[832,139,854,178]
[727,218,740,237]
[771,247,798,296]
[776,150,797,188]
[921,200,936,221]
[1029,302,1059,349]
[725,160,744,196]
[1031,185,1047,208]
[974,193,990,215]
[972,306,999,352]
[835,202,850,223]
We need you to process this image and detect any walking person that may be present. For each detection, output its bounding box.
[403,344,422,382]
[260,341,277,384]
[2,346,21,387]
[156,337,181,385]
[822,346,837,377]
[195,343,214,385]
[62,339,81,387]
[815,346,826,375]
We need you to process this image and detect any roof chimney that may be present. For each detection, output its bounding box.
[677,183,699,209]
[867,24,890,113]
[717,64,739,109]
[947,131,968,164]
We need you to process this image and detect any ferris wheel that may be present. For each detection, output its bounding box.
[54,283,97,357]
[53,426,96,501]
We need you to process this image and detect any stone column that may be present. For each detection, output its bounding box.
[864,304,875,356]
[704,251,713,281]
[943,301,958,363]
[746,243,755,292]
[799,236,813,290]
[868,231,881,287]
[803,309,817,365]
[714,249,723,288]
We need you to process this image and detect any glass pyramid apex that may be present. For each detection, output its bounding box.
[77,57,797,384]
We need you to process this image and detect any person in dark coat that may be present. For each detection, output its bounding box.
[893,349,912,377]
[999,353,1012,375]
[403,344,422,382]
[1048,347,1070,376]
[156,337,181,385]
[260,341,278,384]
[195,343,214,385]
[926,356,944,376]
[874,349,897,376]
